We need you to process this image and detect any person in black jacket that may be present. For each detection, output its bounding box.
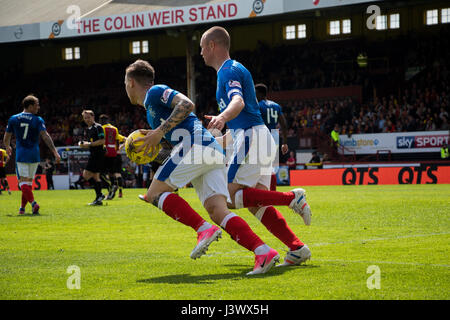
[44,158,55,190]
[79,109,106,205]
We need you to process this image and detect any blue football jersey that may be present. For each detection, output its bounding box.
[216,59,264,130]
[144,84,221,149]
[259,99,283,130]
[6,112,46,163]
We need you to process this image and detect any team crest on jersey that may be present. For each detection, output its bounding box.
[218,98,227,111]
[228,80,242,88]
[161,89,173,104]
[148,108,156,118]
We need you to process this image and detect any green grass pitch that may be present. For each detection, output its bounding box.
[0,185,449,300]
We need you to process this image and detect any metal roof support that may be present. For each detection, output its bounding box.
[186,30,196,105]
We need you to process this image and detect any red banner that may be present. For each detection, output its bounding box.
[290,165,450,186]
[268,86,362,103]
[5,174,48,191]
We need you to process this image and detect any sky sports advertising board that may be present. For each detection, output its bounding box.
[339,131,449,155]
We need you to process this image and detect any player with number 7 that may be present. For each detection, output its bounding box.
[3,94,61,215]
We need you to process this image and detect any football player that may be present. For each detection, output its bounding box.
[255,83,289,191]
[124,59,280,275]
[3,94,61,214]
[201,26,312,267]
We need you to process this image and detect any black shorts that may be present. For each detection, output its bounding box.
[115,154,122,173]
[85,153,104,173]
[104,155,122,174]
[103,156,115,173]
[0,167,5,179]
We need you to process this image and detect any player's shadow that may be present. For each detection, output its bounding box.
[138,272,244,284]
[137,264,318,284]
[5,213,41,217]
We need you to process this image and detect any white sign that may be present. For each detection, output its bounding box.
[0,0,383,43]
[40,0,283,40]
[0,23,40,43]
[339,131,450,155]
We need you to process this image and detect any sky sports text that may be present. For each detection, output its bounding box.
[397,135,449,149]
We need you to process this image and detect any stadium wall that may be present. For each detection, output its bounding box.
[21,31,190,73]
[12,1,450,74]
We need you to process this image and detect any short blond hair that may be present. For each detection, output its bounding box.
[22,94,38,110]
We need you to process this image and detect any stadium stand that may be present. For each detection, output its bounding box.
[1,0,449,184]
[1,27,448,153]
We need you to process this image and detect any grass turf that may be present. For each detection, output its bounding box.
[0,185,449,300]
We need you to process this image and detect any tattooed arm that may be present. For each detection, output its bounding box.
[137,93,195,154]
[40,130,61,163]
[158,93,195,135]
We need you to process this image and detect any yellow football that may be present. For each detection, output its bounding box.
[125,130,161,165]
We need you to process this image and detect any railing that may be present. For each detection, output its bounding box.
[376,150,392,161]
[337,144,356,162]
[296,128,356,162]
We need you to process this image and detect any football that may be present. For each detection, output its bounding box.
[125,130,161,164]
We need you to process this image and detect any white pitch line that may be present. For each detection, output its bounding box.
[80,0,113,19]
[310,232,450,247]
[311,258,450,268]
[205,232,450,265]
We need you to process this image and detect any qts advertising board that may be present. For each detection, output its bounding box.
[290,165,450,186]
[5,175,47,191]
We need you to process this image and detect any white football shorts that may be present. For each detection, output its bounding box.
[227,125,277,190]
[154,142,231,205]
[270,129,280,173]
[16,162,39,180]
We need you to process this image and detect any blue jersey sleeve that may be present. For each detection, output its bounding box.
[37,116,46,132]
[146,85,179,109]
[278,103,283,116]
[223,68,244,101]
